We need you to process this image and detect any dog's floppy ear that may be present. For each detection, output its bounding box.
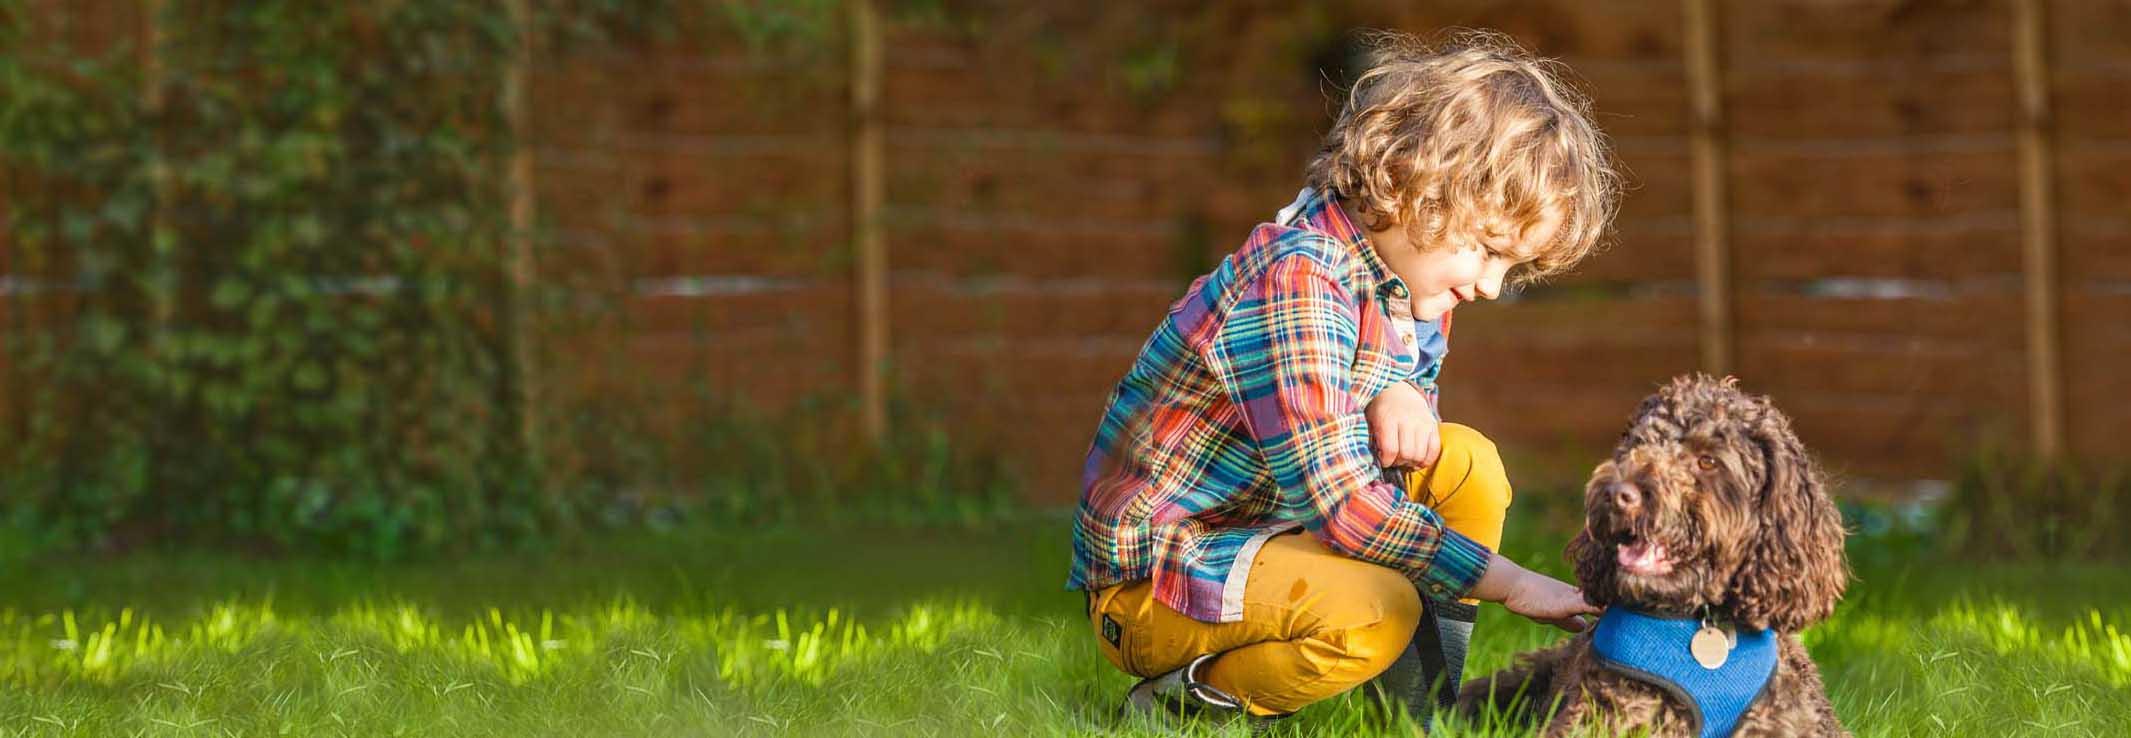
[1565,529,1615,609]
[1725,401,1848,631]
[1566,462,1620,607]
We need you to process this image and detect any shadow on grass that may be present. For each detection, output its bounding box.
[0,512,1081,621]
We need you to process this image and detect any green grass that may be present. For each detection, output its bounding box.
[0,510,2127,737]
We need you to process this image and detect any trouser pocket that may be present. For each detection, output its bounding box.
[1087,585,1145,676]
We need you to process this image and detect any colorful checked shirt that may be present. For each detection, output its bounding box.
[1066,188,1493,624]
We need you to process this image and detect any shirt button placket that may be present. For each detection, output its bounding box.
[1385,285,1417,346]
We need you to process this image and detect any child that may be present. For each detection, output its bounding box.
[1067,30,1620,726]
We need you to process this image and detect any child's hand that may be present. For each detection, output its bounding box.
[1365,381,1440,469]
[1499,571,1600,632]
[1470,554,1602,632]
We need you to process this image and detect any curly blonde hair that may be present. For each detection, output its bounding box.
[1306,30,1620,283]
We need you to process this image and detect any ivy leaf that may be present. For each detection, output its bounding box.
[83,315,127,354]
[211,278,252,309]
[100,191,148,230]
[293,361,328,392]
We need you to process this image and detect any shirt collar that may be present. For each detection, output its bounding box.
[1294,188,1410,302]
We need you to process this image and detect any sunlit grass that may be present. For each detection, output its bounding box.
[0,518,2125,736]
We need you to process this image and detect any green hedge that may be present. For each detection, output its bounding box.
[0,1,794,558]
[0,0,1030,558]
[0,2,540,557]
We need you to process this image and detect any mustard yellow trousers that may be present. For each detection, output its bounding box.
[1087,423,1512,716]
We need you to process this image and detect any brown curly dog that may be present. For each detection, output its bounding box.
[1458,375,1851,737]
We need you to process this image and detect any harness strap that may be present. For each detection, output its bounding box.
[1590,608,1780,738]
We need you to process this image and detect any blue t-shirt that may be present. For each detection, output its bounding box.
[1409,315,1448,391]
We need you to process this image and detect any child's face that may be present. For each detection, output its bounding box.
[1362,208,1564,321]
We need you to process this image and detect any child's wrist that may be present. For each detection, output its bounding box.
[1469,552,1525,604]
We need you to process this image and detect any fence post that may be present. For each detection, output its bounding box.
[1683,0,1732,377]
[851,0,887,442]
[138,0,176,493]
[140,0,170,329]
[2012,0,2064,458]
[503,0,545,475]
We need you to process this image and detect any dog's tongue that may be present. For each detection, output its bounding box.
[1617,540,1673,576]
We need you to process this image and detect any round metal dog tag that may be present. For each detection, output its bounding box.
[1690,625,1732,669]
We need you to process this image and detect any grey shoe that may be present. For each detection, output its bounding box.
[1120,653,1245,723]
[1366,597,1478,730]
[1121,652,1299,733]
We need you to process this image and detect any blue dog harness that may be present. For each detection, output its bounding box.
[1591,608,1779,738]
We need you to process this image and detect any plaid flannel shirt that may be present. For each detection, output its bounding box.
[1066,188,1493,624]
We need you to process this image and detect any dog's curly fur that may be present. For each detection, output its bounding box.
[1458,375,1851,737]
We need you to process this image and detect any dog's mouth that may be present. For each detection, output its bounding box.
[1615,535,1674,577]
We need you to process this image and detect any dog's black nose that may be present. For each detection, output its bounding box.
[1611,481,1642,512]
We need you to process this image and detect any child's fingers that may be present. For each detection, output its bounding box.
[1547,614,1591,633]
[1570,593,1602,616]
[1375,423,1399,467]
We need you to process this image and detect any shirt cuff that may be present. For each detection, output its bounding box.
[1415,526,1493,600]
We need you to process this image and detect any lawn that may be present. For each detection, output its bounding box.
[1,508,2127,737]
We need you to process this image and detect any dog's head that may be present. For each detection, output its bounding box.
[1566,375,1848,632]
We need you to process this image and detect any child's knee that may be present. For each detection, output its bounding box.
[1433,422,1513,513]
[1438,422,1496,456]
[1413,423,1511,555]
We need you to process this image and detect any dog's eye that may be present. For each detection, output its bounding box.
[1696,455,1718,472]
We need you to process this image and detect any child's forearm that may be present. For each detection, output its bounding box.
[1467,552,1525,603]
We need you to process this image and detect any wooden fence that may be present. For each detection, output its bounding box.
[591,0,2125,502]
[12,1,2130,504]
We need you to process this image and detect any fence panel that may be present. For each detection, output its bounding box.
[2052,0,2131,459]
